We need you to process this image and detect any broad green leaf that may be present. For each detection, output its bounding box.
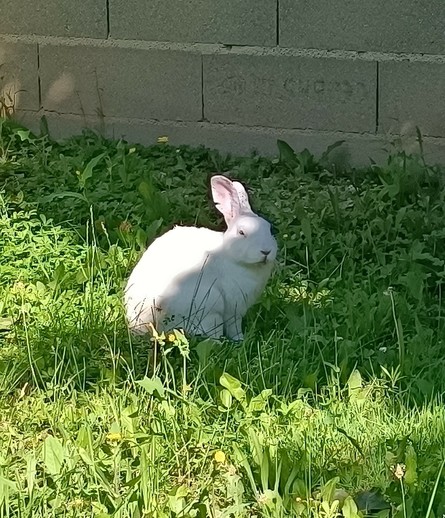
[16,129,31,142]
[138,181,152,202]
[39,113,50,136]
[136,376,165,398]
[355,490,390,512]
[301,218,312,250]
[347,369,362,399]
[110,421,120,434]
[220,373,246,402]
[39,191,88,204]
[168,485,188,514]
[298,148,317,173]
[76,425,92,450]
[404,444,418,486]
[232,444,257,494]
[43,435,64,475]
[248,389,272,413]
[0,317,13,331]
[195,338,218,367]
[160,400,176,418]
[320,140,345,163]
[260,448,270,492]
[220,389,233,409]
[277,139,298,167]
[79,152,106,188]
[320,477,339,505]
[248,428,265,468]
[303,372,318,391]
[77,447,94,467]
[342,496,360,518]
[328,186,341,226]
[144,218,163,245]
[26,455,36,496]
[0,475,17,504]
[403,270,424,301]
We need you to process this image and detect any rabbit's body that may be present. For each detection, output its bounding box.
[125,176,277,340]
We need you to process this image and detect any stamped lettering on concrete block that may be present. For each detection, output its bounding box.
[204,55,376,133]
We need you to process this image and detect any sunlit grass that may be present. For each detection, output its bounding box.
[0,118,444,516]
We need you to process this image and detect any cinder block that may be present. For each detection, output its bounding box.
[109,0,276,46]
[15,111,445,166]
[104,119,388,165]
[39,44,202,121]
[379,61,445,138]
[0,42,39,111]
[280,0,445,54]
[203,54,376,133]
[16,112,445,167]
[0,0,107,38]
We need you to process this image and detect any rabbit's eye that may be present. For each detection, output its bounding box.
[238,229,246,236]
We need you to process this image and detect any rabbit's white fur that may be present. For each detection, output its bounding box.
[124,175,277,340]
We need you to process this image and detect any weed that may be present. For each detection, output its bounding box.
[0,119,444,516]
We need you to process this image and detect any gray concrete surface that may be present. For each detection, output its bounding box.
[0,41,39,111]
[1,0,445,165]
[280,0,445,54]
[203,54,376,132]
[0,0,107,38]
[16,110,445,167]
[380,61,445,138]
[109,0,276,46]
[39,44,202,121]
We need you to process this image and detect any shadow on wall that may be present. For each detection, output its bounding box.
[1,38,444,167]
[0,41,39,116]
[45,72,76,109]
[0,45,22,117]
[0,41,81,120]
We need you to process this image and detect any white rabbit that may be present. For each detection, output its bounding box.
[124,175,277,340]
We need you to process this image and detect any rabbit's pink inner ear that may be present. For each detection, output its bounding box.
[211,176,240,222]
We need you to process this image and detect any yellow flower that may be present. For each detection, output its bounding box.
[167,333,176,342]
[67,498,84,509]
[106,432,122,443]
[157,136,169,144]
[214,450,226,463]
[182,383,192,394]
[11,281,26,294]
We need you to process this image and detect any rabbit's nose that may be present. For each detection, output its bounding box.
[261,249,271,256]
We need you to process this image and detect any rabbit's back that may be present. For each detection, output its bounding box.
[124,174,277,339]
[124,226,223,334]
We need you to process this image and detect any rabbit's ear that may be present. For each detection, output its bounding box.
[232,181,252,212]
[211,175,241,222]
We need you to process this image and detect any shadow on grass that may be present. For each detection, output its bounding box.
[1,118,445,405]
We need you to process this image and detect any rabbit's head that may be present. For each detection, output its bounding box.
[211,175,277,266]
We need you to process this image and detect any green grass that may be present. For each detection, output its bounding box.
[1,118,445,517]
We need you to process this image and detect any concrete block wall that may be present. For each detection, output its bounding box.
[1,1,445,165]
